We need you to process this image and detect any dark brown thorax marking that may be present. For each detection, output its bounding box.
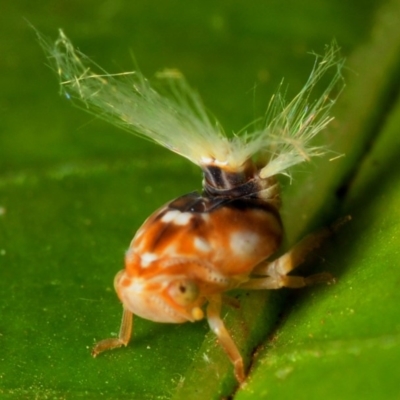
[202,163,281,208]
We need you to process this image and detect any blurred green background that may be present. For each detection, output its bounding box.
[1,0,400,399]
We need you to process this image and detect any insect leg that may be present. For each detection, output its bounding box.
[207,295,245,383]
[241,225,339,290]
[92,307,133,357]
[239,271,333,289]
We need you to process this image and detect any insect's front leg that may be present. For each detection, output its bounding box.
[207,294,245,383]
[92,307,133,357]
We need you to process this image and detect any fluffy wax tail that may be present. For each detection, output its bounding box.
[257,45,344,179]
[37,29,344,178]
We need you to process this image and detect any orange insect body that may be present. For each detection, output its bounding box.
[38,29,343,383]
[117,173,282,324]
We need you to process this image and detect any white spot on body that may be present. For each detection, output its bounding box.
[174,212,192,225]
[194,237,212,252]
[230,231,260,256]
[161,210,180,223]
[161,210,192,226]
[140,252,158,267]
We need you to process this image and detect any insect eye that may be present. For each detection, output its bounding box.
[168,280,199,306]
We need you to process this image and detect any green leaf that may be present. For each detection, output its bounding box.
[1,0,398,399]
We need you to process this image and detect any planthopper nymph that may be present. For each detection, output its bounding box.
[38,30,344,383]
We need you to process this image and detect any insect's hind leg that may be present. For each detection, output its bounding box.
[240,218,350,290]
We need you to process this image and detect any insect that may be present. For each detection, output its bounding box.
[38,29,344,383]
